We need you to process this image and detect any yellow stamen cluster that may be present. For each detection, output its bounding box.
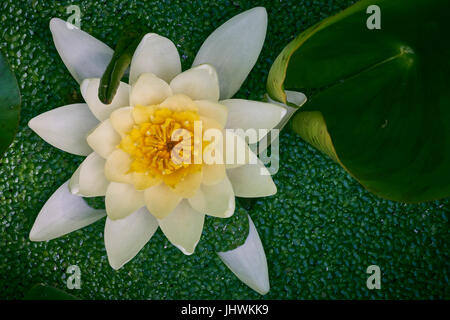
[120,107,200,177]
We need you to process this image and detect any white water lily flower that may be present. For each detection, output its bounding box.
[28,8,280,294]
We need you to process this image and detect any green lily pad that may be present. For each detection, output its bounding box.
[0,51,21,157]
[267,0,450,203]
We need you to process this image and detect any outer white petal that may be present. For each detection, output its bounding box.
[50,18,114,84]
[69,152,109,197]
[226,158,276,197]
[285,90,307,107]
[259,91,307,155]
[130,73,173,107]
[105,207,158,270]
[144,183,182,220]
[192,7,267,99]
[158,200,204,255]
[29,181,106,241]
[170,64,220,101]
[86,120,121,159]
[129,33,181,84]
[80,78,131,121]
[105,182,145,220]
[28,103,98,156]
[266,90,307,131]
[221,99,286,135]
[188,177,235,218]
[217,215,270,295]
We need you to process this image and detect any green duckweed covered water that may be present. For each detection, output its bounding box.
[0,0,448,299]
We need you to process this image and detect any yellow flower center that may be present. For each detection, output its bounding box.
[119,105,202,179]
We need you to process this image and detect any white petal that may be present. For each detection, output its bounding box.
[159,93,197,112]
[264,90,307,139]
[188,177,235,218]
[195,100,228,127]
[104,149,134,184]
[29,181,105,241]
[144,183,182,219]
[28,103,98,156]
[170,64,220,101]
[217,215,270,295]
[80,78,130,121]
[223,131,258,169]
[130,73,173,107]
[192,7,267,99]
[169,169,203,198]
[129,33,181,84]
[86,119,121,158]
[69,152,109,197]
[201,115,224,131]
[105,182,145,220]
[202,163,226,186]
[285,90,307,107]
[221,99,286,135]
[68,165,82,195]
[260,91,307,155]
[226,158,276,197]
[109,106,135,137]
[105,207,158,270]
[158,200,204,255]
[50,18,114,84]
